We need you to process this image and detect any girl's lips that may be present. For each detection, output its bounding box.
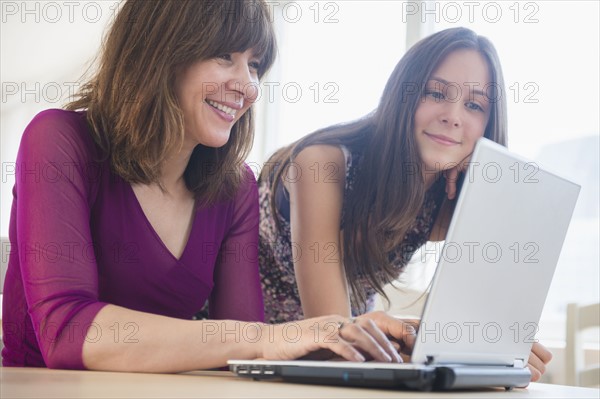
[424,132,461,146]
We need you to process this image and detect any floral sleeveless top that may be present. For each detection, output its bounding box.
[258,144,444,324]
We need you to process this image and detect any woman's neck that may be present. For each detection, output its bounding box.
[157,144,195,195]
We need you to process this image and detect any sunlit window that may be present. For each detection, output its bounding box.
[251,1,409,163]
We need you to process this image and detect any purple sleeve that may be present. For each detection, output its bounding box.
[15,110,107,369]
[209,165,264,322]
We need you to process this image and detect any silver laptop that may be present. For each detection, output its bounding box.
[229,138,581,391]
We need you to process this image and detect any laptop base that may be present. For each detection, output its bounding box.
[229,361,531,391]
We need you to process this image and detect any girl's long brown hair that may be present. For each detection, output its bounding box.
[263,27,507,311]
[67,0,276,206]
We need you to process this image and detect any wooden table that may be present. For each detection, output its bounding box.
[2,367,599,398]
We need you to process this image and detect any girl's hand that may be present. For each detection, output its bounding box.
[443,164,461,200]
[443,155,471,200]
[527,342,552,382]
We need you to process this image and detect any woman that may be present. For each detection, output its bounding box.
[259,27,551,380]
[2,0,410,372]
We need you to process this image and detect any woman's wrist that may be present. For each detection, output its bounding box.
[254,322,271,359]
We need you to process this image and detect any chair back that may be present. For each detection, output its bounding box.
[1,236,9,294]
[566,302,600,387]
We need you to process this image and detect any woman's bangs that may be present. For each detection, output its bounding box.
[212,1,276,76]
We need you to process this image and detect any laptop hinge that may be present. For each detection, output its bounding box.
[424,355,525,367]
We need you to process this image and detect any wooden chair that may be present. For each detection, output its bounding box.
[565,302,600,387]
[1,237,8,291]
[1,236,9,363]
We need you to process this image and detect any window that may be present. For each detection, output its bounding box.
[1,1,117,235]
[250,1,409,165]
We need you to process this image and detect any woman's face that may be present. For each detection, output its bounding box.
[175,49,261,150]
[414,49,492,175]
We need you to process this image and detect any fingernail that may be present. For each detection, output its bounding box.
[354,353,366,362]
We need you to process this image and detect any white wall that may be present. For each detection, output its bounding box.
[1,1,119,234]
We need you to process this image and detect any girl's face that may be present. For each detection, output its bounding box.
[174,49,261,150]
[414,49,492,175]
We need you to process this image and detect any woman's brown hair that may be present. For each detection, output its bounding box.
[263,27,507,311]
[67,0,276,206]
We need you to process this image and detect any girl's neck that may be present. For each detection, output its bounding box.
[423,171,441,190]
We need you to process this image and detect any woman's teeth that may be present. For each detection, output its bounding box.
[206,100,236,117]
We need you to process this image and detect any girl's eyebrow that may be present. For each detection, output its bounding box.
[429,76,487,99]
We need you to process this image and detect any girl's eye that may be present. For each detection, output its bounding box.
[217,54,232,61]
[249,61,261,72]
[466,102,484,112]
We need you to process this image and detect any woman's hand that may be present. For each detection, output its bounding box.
[259,315,403,363]
[356,312,418,361]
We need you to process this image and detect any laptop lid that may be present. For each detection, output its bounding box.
[228,138,579,390]
[411,138,580,366]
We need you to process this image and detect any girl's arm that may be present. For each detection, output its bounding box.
[285,145,351,318]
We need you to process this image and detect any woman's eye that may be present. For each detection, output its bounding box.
[426,90,444,100]
[217,54,232,61]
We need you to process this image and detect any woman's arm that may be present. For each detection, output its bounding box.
[82,162,403,370]
[83,165,265,371]
[84,306,406,371]
[82,305,262,371]
[83,163,405,371]
[209,165,264,321]
[286,145,351,318]
[17,112,401,371]
[14,110,109,369]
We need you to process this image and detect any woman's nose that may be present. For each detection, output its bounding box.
[226,64,259,103]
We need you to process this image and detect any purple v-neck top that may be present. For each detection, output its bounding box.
[2,109,263,369]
